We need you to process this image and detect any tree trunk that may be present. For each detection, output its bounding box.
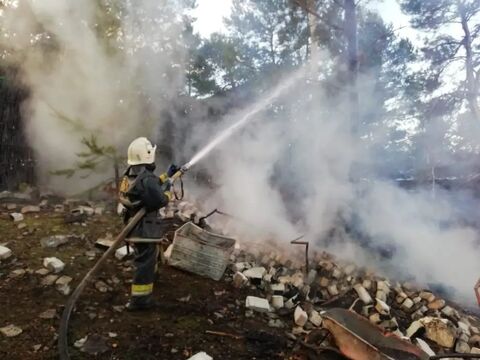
[306,0,320,60]
[344,0,359,130]
[269,29,276,65]
[458,2,480,121]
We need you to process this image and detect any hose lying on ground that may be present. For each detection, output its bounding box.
[58,208,147,360]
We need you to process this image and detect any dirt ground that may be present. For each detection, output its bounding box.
[0,208,340,360]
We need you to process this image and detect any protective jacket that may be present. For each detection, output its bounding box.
[119,165,171,238]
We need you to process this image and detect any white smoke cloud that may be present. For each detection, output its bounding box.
[0,0,188,193]
[183,57,480,305]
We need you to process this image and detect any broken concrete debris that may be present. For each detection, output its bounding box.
[246,296,270,313]
[10,212,24,222]
[229,244,480,359]
[21,205,40,214]
[114,246,129,260]
[233,271,248,288]
[39,309,57,320]
[0,245,12,260]
[55,275,73,295]
[353,283,373,304]
[40,235,69,248]
[43,257,65,273]
[271,295,284,309]
[294,306,308,327]
[41,274,59,286]
[3,196,479,359]
[187,352,213,360]
[0,324,23,337]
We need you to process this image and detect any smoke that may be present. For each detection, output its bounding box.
[183,52,480,305]
[0,0,188,193]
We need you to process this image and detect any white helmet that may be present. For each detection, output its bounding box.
[127,137,156,165]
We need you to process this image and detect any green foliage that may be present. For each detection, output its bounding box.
[51,134,122,180]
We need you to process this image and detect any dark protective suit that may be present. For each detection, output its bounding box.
[118,165,172,304]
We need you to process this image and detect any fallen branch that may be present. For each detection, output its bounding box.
[205,330,243,340]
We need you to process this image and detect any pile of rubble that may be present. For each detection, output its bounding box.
[229,248,480,357]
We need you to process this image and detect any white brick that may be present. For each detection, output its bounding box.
[187,352,213,360]
[245,296,270,313]
[270,283,285,294]
[233,271,248,288]
[415,338,435,356]
[43,257,65,273]
[294,306,308,327]
[375,298,390,315]
[309,310,322,327]
[10,213,24,222]
[328,284,339,296]
[243,267,266,281]
[232,262,249,272]
[115,246,129,260]
[0,246,12,260]
[354,284,373,304]
[21,205,40,214]
[402,298,414,311]
[271,295,284,309]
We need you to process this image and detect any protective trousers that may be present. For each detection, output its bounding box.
[130,243,159,304]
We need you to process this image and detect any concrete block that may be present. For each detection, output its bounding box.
[245,296,270,313]
[43,257,65,273]
[415,338,435,356]
[21,205,40,214]
[327,284,339,296]
[243,266,266,279]
[233,271,248,288]
[232,262,249,272]
[354,284,373,304]
[294,306,308,327]
[401,298,414,311]
[270,283,285,295]
[309,310,322,327]
[115,246,129,260]
[0,246,12,260]
[362,279,372,290]
[375,298,390,315]
[10,213,24,222]
[187,352,213,360]
[41,274,59,286]
[376,290,387,302]
[271,295,284,309]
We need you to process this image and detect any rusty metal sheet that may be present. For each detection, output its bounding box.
[322,308,430,360]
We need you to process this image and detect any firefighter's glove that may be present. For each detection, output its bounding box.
[167,164,180,178]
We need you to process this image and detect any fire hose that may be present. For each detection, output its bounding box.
[58,169,185,360]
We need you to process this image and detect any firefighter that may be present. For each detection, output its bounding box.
[118,137,179,311]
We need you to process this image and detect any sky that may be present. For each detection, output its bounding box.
[192,0,415,39]
[192,0,232,37]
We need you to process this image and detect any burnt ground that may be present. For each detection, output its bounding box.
[0,209,342,360]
